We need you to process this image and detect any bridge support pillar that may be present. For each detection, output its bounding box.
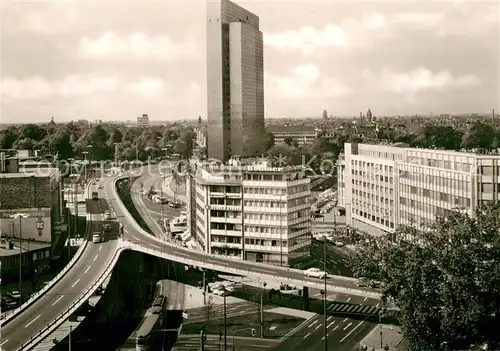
[303,287,309,311]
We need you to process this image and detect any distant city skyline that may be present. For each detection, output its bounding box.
[2,0,499,123]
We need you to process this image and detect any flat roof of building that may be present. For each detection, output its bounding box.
[0,238,51,257]
[352,143,500,157]
[0,167,59,179]
[267,125,318,133]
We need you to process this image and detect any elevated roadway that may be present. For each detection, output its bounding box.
[0,182,118,351]
[108,175,382,299]
[0,171,382,350]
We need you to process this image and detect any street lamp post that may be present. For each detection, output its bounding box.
[259,281,267,338]
[11,213,29,300]
[222,286,227,351]
[323,235,327,351]
[230,328,256,351]
[160,174,165,230]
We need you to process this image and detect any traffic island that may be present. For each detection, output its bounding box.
[115,177,152,234]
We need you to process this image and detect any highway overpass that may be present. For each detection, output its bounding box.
[1,171,381,350]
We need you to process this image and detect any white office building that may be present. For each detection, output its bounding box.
[337,143,500,236]
[137,113,150,126]
[187,159,311,266]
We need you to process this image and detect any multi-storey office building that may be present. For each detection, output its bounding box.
[268,125,319,146]
[187,159,311,265]
[337,143,500,236]
[206,0,266,162]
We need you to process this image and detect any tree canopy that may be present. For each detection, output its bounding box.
[349,204,500,351]
[0,121,198,161]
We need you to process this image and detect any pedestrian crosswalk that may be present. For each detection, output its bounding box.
[327,302,384,316]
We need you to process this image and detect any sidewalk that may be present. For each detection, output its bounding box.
[359,324,405,350]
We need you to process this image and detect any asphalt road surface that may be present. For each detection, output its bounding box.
[136,175,182,219]
[172,334,279,351]
[185,301,260,324]
[310,239,353,277]
[0,183,119,351]
[273,313,375,351]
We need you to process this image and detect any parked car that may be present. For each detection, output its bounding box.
[103,210,111,220]
[212,289,228,296]
[9,291,21,300]
[103,224,111,232]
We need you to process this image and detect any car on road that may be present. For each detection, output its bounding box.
[103,210,111,220]
[356,277,370,287]
[98,184,103,189]
[92,233,102,243]
[103,224,111,232]
[304,268,328,279]
[334,241,345,247]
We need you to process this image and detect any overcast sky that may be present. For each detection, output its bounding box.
[2,0,499,123]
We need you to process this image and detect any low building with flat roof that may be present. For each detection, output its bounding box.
[0,165,64,244]
[0,236,51,285]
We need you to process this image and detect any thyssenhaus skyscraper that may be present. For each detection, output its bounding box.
[206,0,265,162]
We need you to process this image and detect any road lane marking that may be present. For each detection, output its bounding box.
[332,325,339,331]
[52,296,64,306]
[25,315,41,328]
[71,279,80,288]
[151,244,161,249]
[0,339,9,346]
[340,320,364,343]
[84,266,91,274]
[364,297,368,301]
[304,333,311,339]
[346,297,351,303]
[93,255,98,262]
[327,321,335,328]
[376,303,380,308]
[343,318,348,322]
[343,322,352,331]
[308,320,318,328]
[327,316,333,321]
[99,246,102,252]
[315,324,321,330]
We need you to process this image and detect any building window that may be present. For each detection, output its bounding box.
[481,166,493,175]
[481,183,493,193]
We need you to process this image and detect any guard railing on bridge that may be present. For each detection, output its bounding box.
[1,181,94,326]
[17,240,126,351]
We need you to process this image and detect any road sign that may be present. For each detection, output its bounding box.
[36,217,44,237]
